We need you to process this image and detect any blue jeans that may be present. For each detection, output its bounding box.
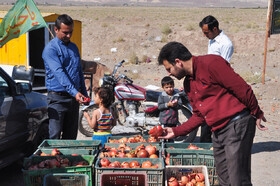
[92,133,112,147]
[47,92,79,139]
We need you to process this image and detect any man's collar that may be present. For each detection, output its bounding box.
[211,30,224,43]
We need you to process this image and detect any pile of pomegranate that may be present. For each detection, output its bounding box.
[100,158,159,169]
[108,135,159,143]
[101,143,159,158]
[168,173,206,186]
[27,155,88,170]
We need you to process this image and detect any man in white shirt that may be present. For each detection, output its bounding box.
[196,15,234,143]
[199,15,234,63]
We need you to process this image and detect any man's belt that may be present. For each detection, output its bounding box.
[229,110,250,123]
[48,91,71,97]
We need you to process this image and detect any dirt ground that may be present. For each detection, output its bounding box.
[1,5,279,185]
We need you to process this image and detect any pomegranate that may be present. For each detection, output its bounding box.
[145,144,157,155]
[51,148,61,156]
[196,182,205,186]
[121,162,130,168]
[136,144,145,151]
[165,153,170,165]
[137,149,149,158]
[149,125,163,138]
[47,158,60,168]
[100,158,110,167]
[150,164,159,169]
[186,182,195,186]
[118,150,126,158]
[149,154,158,158]
[195,173,205,182]
[181,175,189,185]
[126,151,137,158]
[125,146,132,151]
[141,161,152,168]
[108,162,119,168]
[148,136,157,142]
[187,144,199,150]
[168,177,179,186]
[118,137,128,143]
[128,137,135,143]
[40,152,49,156]
[129,161,140,168]
[108,150,118,157]
[191,179,197,184]
[118,143,126,150]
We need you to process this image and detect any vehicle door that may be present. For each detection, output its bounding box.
[0,70,29,154]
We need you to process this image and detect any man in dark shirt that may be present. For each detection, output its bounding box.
[42,14,88,139]
[158,41,267,186]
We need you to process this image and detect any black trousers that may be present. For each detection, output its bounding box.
[47,92,79,139]
[212,114,256,186]
[200,122,212,143]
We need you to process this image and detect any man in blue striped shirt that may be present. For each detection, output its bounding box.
[42,14,88,139]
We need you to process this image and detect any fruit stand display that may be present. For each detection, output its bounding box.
[164,143,218,186]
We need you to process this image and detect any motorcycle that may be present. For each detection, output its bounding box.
[78,60,198,142]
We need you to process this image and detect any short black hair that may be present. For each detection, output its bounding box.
[199,15,219,31]
[55,14,73,29]
[158,41,192,65]
[161,76,174,87]
[94,87,114,108]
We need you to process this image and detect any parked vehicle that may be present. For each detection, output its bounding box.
[0,66,48,169]
[78,60,198,142]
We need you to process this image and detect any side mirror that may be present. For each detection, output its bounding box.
[16,82,32,94]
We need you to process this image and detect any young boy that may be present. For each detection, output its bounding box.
[158,76,181,129]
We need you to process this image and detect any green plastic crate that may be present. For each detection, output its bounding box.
[164,143,213,150]
[23,155,96,186]
[165,149,218,186]
[95,157,164,186]
[102,143,162,158]
[33,148,98,156]
[44,173,89,186]
[38,140,101,150]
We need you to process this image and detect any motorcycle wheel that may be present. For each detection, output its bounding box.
[175,107,198,143]
[78,104,98,137]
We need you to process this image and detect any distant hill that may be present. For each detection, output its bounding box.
[0,0,267,8]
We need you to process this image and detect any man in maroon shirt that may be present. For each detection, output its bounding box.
[158,42,267,186]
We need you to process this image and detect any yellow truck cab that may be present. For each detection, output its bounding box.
[0,12,82,91]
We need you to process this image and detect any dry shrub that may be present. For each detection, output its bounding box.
[161,24,172,35]
[128,52,139,65]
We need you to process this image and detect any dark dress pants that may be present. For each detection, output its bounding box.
[47,93,79,139]
[212,114,256,186]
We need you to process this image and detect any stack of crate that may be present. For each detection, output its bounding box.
[95,135,164,186]
[164,143,218,186]
[22,139,101,186]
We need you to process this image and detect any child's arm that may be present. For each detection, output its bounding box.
[83,110,99,129]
